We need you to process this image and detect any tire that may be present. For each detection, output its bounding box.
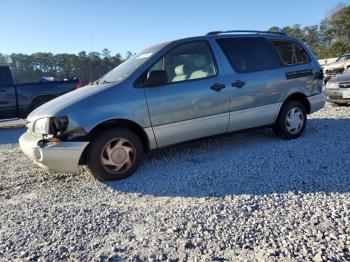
[273,101,307,139]
[86,128,144,181]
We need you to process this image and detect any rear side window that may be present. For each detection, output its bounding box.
[272,41,310,66]
[216,37,281,73]
[0,67,14,86]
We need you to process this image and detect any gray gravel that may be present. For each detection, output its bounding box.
[0,103,350,261]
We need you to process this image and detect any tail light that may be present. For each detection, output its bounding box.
[75,82,81,89]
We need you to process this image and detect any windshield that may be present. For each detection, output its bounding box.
[336,55,350,62]
[97,42,170,84]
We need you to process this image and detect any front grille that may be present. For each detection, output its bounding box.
[339,82,350,88]
[329,95,343,99]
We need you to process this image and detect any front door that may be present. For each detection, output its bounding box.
[144,40,231,147]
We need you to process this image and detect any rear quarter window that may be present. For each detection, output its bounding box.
[0,67,14,86]
[272,41,310,66]
[216,37,282,73]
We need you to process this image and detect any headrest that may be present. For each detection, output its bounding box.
[174,64,187,76]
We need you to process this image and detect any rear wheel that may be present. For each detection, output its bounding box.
[273,101,307,139]
[87,128,144,181]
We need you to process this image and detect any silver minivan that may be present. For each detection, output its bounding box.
[19,31,325,180]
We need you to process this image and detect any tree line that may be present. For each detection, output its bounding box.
[0,4,349,84]
[268,4,350,59]
[0,50,133,85]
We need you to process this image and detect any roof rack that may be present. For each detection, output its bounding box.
[206,30,286,36]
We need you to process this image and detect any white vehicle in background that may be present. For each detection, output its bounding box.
[323,54,350,83]
[318,57,337,66]
[325,69,350,105]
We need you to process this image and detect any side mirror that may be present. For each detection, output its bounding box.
[145,70,168,87]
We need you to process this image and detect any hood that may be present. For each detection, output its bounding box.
[328,70,350,83]
[27,82,116,122]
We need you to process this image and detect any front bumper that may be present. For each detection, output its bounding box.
[19,132,89,173]
[307,93,326,113]
[325,88,350,104]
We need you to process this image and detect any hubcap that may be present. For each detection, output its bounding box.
[286,107,304,134]
[101,138,135,173]
[111,148,127,164]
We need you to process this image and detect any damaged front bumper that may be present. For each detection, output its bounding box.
[19,132,89,173]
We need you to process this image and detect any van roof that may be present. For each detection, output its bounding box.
[170,31,296,46]
[206,30,287,36]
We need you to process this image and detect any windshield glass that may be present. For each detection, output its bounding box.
[97,42,170,84]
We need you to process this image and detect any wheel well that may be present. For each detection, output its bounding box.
[86,119,150,152]
[29,95,56,110]
[79,119,150,165]
[282,93,310,114]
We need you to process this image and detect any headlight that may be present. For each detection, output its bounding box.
[326,82,338,89]
[33,118,50,134]
[33,116,69,135]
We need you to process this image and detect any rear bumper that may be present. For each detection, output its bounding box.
[325,89,350,104]
[19,132,89,173]
[307,93,326,113]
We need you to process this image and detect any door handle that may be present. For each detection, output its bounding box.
[210,83,226,92]
[232,80,245,88]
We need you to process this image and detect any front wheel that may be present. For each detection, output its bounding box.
[273,101,307,139]
[87,128,144,181]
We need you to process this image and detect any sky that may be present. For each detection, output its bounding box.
[0,0,349,57]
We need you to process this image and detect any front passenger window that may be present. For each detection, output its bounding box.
[148,41,217,84]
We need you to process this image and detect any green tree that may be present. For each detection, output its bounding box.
[321,5,350,55]
[0,53,7,64]
[1,50,131,84]
[267,26,283,33]
[268,4,350,59]
[277,24,306,42]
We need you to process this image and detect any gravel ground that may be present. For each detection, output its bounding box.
[0,103,350,261]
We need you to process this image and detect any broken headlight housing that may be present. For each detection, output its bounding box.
[33,116,68,136]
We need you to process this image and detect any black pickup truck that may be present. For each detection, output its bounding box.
[0,65,80,120]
